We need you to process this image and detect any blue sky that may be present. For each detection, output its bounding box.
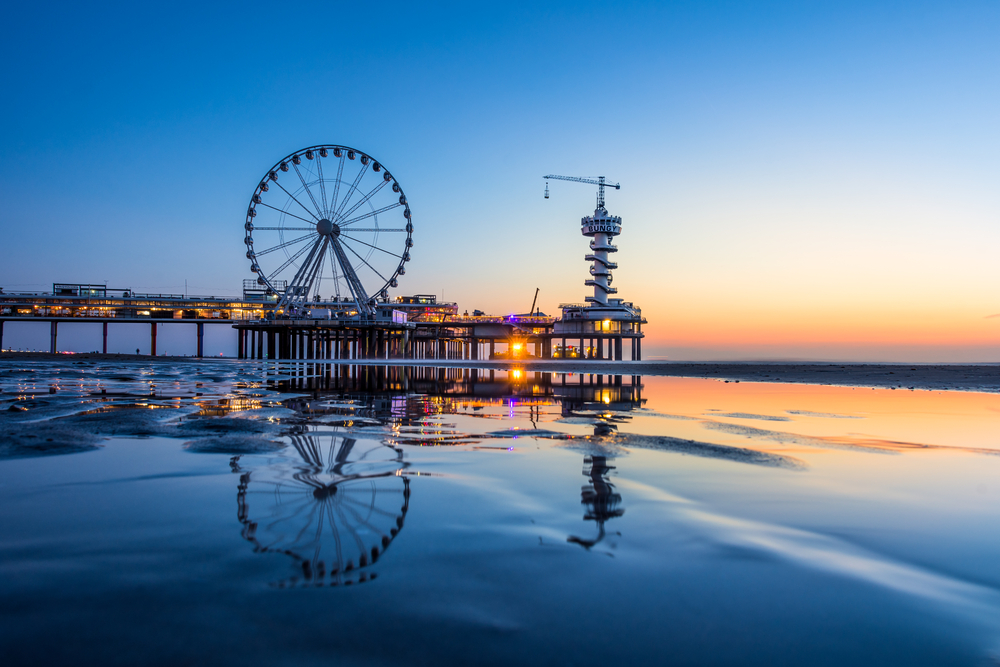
[2,1,998,359]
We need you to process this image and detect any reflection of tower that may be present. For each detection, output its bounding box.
[567,455,624,549]
[234,431,410,586]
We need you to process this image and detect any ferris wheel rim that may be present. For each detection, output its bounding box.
[244,144,414,310]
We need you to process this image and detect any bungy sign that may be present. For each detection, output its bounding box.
[582,223,622,235]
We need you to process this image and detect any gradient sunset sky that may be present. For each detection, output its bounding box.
[2,1,997,361]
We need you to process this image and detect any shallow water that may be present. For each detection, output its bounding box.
[2,360,1000,666]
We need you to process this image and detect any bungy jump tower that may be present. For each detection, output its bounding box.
[545,175,646,360]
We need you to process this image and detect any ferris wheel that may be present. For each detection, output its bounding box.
[244,145,413,316]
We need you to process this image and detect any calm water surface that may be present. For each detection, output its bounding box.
[1,360,999,666]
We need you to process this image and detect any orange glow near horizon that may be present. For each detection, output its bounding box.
[635,377,1000,451]
[630,294,1000,360]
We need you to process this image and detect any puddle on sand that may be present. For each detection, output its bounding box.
[1,360,1000,666]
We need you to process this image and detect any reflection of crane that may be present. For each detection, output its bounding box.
[544,174,621,210]
[529,288,539,316]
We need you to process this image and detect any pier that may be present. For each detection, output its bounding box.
[2,147,647,360]
[0,284,268,356]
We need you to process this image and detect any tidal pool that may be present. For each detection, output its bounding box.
[1,360,999,666]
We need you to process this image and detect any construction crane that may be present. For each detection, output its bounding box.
[544,174,620,209]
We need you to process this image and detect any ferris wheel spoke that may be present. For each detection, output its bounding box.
[300,236,331,300]
[292,162,325,218]
[330,236,372,308]
[290,503,323,543]
[341,239,390,283]
[273,179,321,222]
[256,202,316,225]
[339,501,389,537]
[268,236,317,282]
[327,243,342,299]
[315,155,329,217]
[340,202,403,227]
[313,503,326,565]
[292,436,320,465]
[253,227,314,231]
[330,153,346,216]
[340,233,402,259]
[327,502,345,572]
[340,493,390,541]
[333,162,370,222]
[339,499,398,519]
[346,228,407,232]
[312,243,326,297]
[333,503,369,555]
[255,233,315,257]
[337,179,389,223]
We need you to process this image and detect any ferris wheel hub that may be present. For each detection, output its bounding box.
[316,218,338,236]
[312,484,338,500]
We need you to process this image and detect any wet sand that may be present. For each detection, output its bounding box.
[2,352,998,392]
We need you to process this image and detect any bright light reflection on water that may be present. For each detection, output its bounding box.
[1,360,999,666]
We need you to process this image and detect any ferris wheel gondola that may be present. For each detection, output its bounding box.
[244,145,413,317]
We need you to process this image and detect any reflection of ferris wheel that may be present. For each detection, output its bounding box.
[244,145,414,316]
[236,431,410,587]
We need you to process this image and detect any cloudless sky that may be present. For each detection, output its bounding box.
[2,1,998,360]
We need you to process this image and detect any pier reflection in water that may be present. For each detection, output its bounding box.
[230,363,643,582]
[262,361,643,415]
